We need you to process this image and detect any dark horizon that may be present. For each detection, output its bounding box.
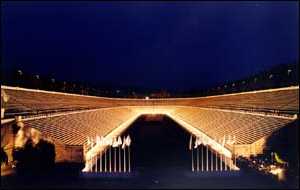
[1,2,299,92]
[2,61,298,94]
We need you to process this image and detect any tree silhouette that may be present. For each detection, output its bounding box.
[0,147,8,165]
[12,138,56,175]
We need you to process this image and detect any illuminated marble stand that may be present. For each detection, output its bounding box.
[87,135,132,173]
[189,134,237,172]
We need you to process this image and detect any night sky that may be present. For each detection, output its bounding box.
[1,2,299,91]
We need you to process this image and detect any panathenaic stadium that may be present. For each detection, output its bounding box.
[1,85,298,173]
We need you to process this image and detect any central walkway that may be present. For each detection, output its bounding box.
[124,115,190,173]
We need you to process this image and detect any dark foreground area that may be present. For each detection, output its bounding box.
[1,116,296,189]
[1,167,291,189]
